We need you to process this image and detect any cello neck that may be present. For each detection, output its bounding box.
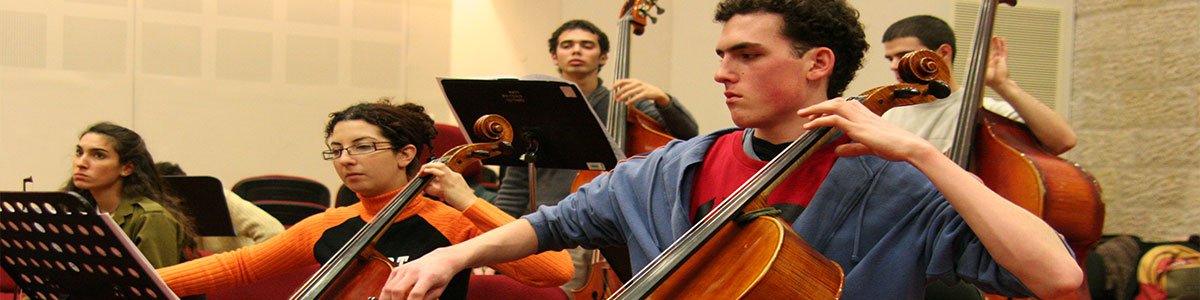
[947,0,1015,167]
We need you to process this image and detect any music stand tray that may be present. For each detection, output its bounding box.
[439,77,622,171]
[0,192,179,300]
[164,176,236,237]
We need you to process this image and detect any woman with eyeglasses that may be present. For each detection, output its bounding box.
[64,122,199,268]
[156,100,572,299]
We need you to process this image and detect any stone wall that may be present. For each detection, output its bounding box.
[1073,0,1199,240]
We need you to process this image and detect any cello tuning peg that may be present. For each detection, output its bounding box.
[892,87,919,99]
[927,80,951,98]
[648,15,658,24]
[656,6,665,14]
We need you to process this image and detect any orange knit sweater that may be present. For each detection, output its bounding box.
[157,189,572,296]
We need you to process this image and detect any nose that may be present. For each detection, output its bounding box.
[888,58,901,73]
[73,155,87,169]
[333,150,357,165]
[714,58,736,84]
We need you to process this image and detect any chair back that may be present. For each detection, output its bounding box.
[251,200,327,227]
[334,184,359,207]
[233,175,331,207]
[432,124,482,181]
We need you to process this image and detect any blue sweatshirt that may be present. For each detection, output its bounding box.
[525,128,1042,299]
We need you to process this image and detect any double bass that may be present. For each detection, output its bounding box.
[568,1,670,299]
[948,0,1104,272]
[288,115,514,299]
[607,51,953,299]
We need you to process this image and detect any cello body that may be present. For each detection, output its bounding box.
[973,110,1104,266]
[570,250,624,300]
[647,215,843,299]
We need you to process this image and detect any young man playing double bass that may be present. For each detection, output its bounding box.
[881,15,1077,155]
[380,0,1081,299]
[488,19,700,295]
[491,19,699,219]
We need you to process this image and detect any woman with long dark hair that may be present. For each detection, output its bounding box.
[65,122,198,268]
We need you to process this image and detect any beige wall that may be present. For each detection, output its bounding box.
[5,0,1189,241]
[1072,0,1199,240]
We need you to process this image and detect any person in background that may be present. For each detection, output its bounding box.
[156,100,571,299]
[64,122,198,268]
[155,161,285,254]
[880,15,1076,155]
[489,19,700,295]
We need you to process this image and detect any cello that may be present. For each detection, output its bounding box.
[607,51,953,299]
[948,0,1104,273]
[568,1,670,298]
[288,115,514,299]
[948,1,1103,298]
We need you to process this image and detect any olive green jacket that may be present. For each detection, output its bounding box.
[112,196,186,268]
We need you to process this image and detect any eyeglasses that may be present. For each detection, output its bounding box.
[322,142,393,160]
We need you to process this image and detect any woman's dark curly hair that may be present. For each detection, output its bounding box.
[324,98,438,178]
[64,122,198,251]
[715,0,868,98]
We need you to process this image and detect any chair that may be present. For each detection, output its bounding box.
[205,264,319,300]
[432,123,482,180]
[467,274,567,300]
[250,200,327,227]
[0,268,19,300]
[334,184,360,207]
[232,175,331,207]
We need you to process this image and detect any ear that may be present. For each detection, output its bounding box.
[395,144,418,169]
[935,44,954,63]
[120,162,134,177]
[805,47,836,81]
[600,53,609,64]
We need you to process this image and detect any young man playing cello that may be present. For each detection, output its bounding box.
[380,0,1082,299]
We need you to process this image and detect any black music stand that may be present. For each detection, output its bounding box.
[439,76,623,171]
[0,192,179,300]
[440,76,623,212]
[164,176,236,237]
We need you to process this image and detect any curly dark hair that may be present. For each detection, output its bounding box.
[715,0,868,98]
[547,19,610,72]
[64,122,198,251]
[324,98,437,177]
[882,15,956,61]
